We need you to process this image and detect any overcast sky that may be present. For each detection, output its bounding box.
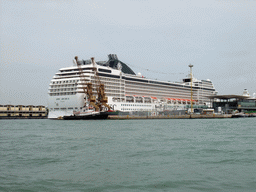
[1,0,256,106]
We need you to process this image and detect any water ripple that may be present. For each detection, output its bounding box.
[1,119,256,191]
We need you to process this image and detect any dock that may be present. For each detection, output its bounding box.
[108,114,232,120]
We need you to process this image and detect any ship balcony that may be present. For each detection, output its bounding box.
[48,84,77,89]
[56,73,92,78]
[49,81,79,85]
[55,70,93,75]
[48,88,77,93]
[53,74,84,79]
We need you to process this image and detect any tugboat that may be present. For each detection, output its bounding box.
[63,109,108,120]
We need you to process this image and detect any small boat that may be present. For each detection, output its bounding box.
[63,109,108,120]
[249,113,256,117]
[231,113,247,118]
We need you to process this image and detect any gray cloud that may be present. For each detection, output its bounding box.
[1,0,256,105]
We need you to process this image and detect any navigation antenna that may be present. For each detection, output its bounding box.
[189,64,194,114]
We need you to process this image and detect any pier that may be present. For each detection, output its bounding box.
[108,114,232,120]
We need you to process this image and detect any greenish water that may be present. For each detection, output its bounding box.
[0,118,256,192]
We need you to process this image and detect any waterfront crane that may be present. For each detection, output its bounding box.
[75,56,99,111]
[91,57,111,111]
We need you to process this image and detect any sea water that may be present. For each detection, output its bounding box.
[0,118,256,192]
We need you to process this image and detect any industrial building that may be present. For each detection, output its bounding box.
[0,105,48,119]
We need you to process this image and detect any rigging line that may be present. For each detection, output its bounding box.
[125,63,184,75]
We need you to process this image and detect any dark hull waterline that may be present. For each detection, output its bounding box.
[63,112,108,120]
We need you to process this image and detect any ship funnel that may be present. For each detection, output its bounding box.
[108,54,118,60]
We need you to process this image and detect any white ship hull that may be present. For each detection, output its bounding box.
[48,54,217,119]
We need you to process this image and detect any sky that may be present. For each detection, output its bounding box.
[1,0,256,106]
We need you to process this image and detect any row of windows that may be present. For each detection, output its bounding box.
[50,84,76,88]
[50,107,80,110]
[49,92,76,96]
[59,68,93,73]
[105,90,123,93]
[90,81,123,87]
[125,101,152,103]
[121,108,153,111]
[56,98,70,100]
[53,76,80,80]
[119,100,193,105]
[58,72,91,77]
[52,80,79,84]
[125,91,192,99]
[125,82,191,92]
[108,94,125,97]
[98,68,111,73]
[74,92,125,98]
[121,104,151,107]
[122,76,215,91]
[49,88,76,92]
[106,86,124,90]
[91,76,122,82]
[76,84,124,90]
[125,87,213,99]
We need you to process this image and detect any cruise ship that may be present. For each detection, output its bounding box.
[48,54,217,119]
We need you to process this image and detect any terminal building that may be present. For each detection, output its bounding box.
[0,105,48,119]
[208,89,256,114]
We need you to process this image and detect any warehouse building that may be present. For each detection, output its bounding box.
[0,105,48,119]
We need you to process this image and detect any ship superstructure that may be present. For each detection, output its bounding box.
[48,54,217,119]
